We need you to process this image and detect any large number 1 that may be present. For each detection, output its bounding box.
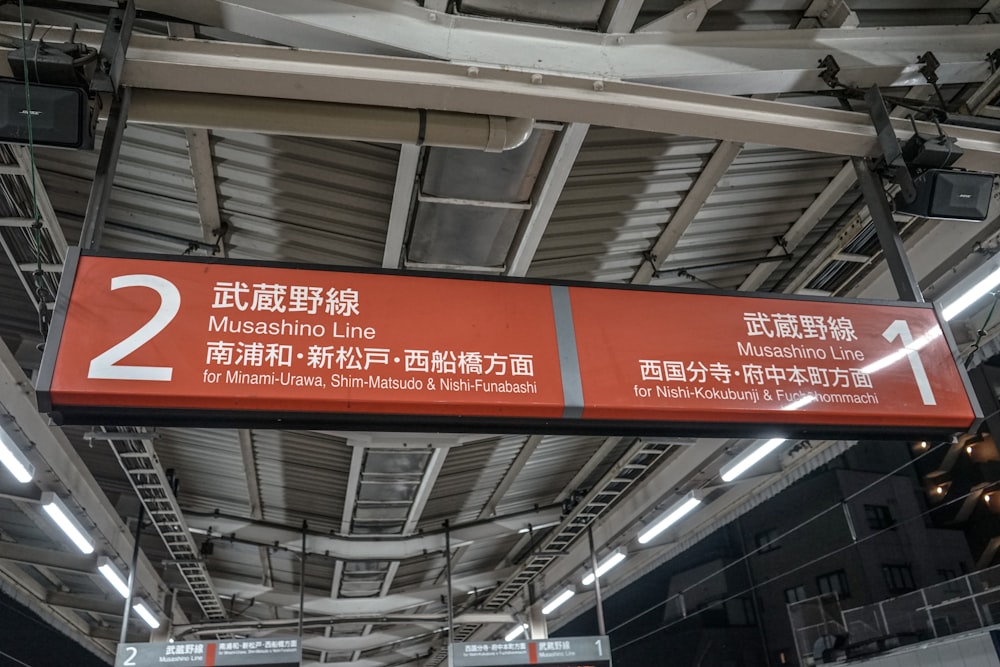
[87,274,180,381]
[882,319,937,406]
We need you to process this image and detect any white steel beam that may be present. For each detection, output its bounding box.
[435,435,542,582]
[319,444,364,663]
[184,128,225,247]
[185,505,561,561]
[739,161,856,292]
[599,0,644,33]
[631,140,744,284]
[506,123,589,277]
[169,23,225,249]
[110,48,1000,171]
[130,1,997,96]
[382,145,420,269]
[350,447,448,662]
[3,28,999,169]
[13,17,998,97]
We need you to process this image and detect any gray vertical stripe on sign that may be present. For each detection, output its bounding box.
[551,285,584,419]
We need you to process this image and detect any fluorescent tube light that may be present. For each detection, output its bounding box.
[133,600,161,629]
[505,623,528,641]
[581,548,627,585]
[541,588,575,615]
[0,425,33,483]
[517,520,559,534]
[637,494,702,545]
[97,557,130,598]
[40,492,94,554]
[720,438,786,483]
[942,265,1000,322]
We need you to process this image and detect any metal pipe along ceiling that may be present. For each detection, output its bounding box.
[124,89,535,152]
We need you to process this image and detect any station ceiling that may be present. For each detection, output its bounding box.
[1,2,1000,666]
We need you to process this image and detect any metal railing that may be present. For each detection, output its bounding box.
[790,564,1000,665]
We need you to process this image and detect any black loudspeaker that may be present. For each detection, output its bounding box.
[0,78,94,149]
[895,168,995,222]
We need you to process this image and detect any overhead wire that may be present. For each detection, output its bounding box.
[0,648,35,667]
[612,470,991,654]
[607,439,952,642]
[16,0,49,341]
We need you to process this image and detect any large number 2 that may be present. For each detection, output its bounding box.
[882,319,937,406]
[122,646,138,666]
[87,274,180,381]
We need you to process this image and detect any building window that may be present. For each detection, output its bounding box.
[754,528,781,553]
[816,570,850,599]
[864,504,895,530]
[882,564,916,594]
[784,585,807,604]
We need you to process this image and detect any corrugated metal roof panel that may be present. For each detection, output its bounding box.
[420,435,528,530]
[497,435,609,515]
[530,130,718,283]
[213,133,396,267]
[148,428,250,516]
[253,431,352,533]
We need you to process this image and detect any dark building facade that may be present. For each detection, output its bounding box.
[560,441,973,667]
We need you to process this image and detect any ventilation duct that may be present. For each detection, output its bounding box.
[124,90,534,152]
[406,129,553,270]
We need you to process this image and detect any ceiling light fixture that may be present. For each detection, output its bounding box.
[637,493,702,545]
[541,588,575,615]
[0,425,34,483]
[720,439,786,482]
[97,557,130,598]
[40,492,94,554]
[517,520,560,534]
[941,265,1000,322]
[504,623,528,641]
[581,548,627,586]
[133,600,161,629]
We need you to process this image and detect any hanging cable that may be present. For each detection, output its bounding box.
[964,292,1000,368]
[16,0,49,341]
[609,439,951,637]
[612,478,992,654]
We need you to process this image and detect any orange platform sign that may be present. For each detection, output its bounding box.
[37,252,979,437]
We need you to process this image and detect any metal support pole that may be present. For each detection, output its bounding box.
[444,520,455,646]
[528,583,547,640]
[119,504,144,646]
[298,520,307,638]
[736,518,771,667]
[80,86,132,251]
[586,526,606,636]
[851,157,924,302]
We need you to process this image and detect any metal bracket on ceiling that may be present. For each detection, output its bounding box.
[91,0,135,94]
[865,85,918,204]
[819,55,842,90]
[988,48,1000,73]
[918,50,950,111]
